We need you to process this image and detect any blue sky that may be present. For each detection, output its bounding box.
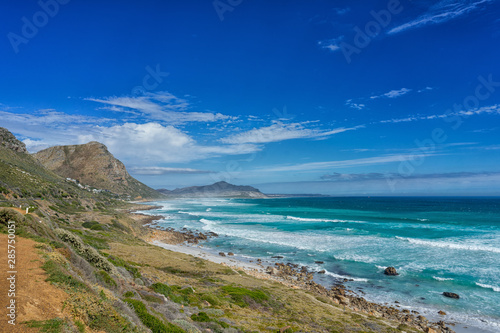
[1,0,500,195]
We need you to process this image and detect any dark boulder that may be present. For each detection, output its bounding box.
[443,292,459,299]
[384,267,399,276]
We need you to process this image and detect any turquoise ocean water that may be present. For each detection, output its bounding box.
[144,197,500,331]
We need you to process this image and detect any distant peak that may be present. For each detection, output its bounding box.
[0,127,28,153]
[86,141,104,145]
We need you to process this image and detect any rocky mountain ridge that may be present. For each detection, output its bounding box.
[33,141,162,199]
[0,127,28,153]
[158,181,267,198]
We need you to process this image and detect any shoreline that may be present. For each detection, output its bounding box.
[131,201,496,333]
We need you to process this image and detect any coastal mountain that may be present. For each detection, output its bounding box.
[0,127,101,203]
[158,181,268,198]
[34,141,162,199]
[0,127,28,153]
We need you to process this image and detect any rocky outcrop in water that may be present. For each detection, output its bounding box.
[384,267,399,276]
[443,292,459,299]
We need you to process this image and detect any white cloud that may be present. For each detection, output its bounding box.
[220,122,363,144]
[87,91,235,124]
[318,36,344,53]
[0,109,110,125]
[370,88,412,99]
[78,122,260,164]
[262,153,442,173]
[345,99,366,110]
[334,7,350,15]
[380,104,500,124]
[0,107,260,163]
[388,0,492,35]
[418,86,435,93]
[130,167,214,175]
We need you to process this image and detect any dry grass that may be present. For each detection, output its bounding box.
[105,241,408,333]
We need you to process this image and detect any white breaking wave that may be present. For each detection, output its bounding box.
[286,216,365,223]
[395,236,500,254]
[199,218,217,229]
[433,276,454,281]
[178,211,200,216]
[323,270,369,282]
[476,283,500,292]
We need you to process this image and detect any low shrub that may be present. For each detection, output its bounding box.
[108,255,141,278]
[151,283,190,304]
[141,294,163,303]
[55,228,113,272]
[24,318,67,332]
[41,260,88,290]
[95,270,117,288]
[172,319,201,333]
[190,312,210,322]
[220,285,269,308]
[124,298,185,333]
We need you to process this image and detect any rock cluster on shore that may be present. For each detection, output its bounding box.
[145,222,218,245]
[264,262,455,333]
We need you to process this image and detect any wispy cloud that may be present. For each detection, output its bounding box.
[346,86,432,109]
[388,0,493,35]
[318,36,344,52]
[263,152,442,173]
[418,86,435,93]
[380,104,500,124]
[220,122,363,144]
[345,99,366,110]
[370,88,412,99]
[130,167,215,175]
[256,171,500,195]
[0,109,111,125]
[334,7,351,15]
[87,91,235,124]
[320,171,500,182]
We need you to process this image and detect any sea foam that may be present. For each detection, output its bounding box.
[476,283,500,292]
[286,216,365,223]
[395,236,500,254]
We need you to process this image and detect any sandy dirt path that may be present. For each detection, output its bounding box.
[0,233,68,332]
